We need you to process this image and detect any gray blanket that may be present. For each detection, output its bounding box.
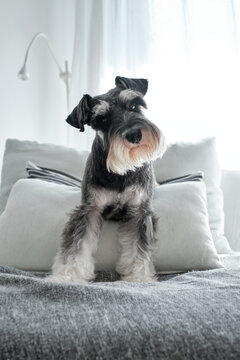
[0,254,240,360]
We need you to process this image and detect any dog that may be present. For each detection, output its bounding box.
[47,76,166,283]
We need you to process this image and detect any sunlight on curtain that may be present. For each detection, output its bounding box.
[144,0,240,170]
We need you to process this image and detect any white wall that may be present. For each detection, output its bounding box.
[0,0,76,173]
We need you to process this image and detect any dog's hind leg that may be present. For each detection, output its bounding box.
[47,204,103,283]
[116,210,156,282]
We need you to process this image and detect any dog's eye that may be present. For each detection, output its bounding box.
[129,104,137,111]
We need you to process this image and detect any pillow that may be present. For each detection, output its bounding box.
[26,161,82,187]
[221,170,240,251]
[0,178,222,272]
[153,137,232,254]
[0,137,231,254]
[26,160,204,188]
[0,139,89,215]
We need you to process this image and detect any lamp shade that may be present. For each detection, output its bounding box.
[18,63,29,80]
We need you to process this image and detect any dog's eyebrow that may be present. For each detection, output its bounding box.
[119,89,147,108]
[93,100,110,116]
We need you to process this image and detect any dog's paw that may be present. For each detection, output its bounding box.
[45,274,69,283]
[45,274,89,284]
[121,273,157,283]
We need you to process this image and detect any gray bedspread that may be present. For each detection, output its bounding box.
[0,254,240,360]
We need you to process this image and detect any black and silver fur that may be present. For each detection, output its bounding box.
[48,76,166,283]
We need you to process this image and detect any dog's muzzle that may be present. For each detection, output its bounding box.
[125,129,142,144]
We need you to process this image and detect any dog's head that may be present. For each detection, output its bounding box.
[66,76,166,175]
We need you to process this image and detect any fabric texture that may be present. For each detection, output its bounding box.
[0,254,239,359]
[0,178,222,272]
[0,139,89,215]
[153,137,232,254]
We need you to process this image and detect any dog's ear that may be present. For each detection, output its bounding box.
[115,76,148,96]
[66,94,92,132]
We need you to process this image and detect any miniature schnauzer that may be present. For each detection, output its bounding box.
[48,76,166,283]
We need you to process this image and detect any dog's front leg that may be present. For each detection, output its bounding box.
[116,211,156,282]
[47,204,102,283]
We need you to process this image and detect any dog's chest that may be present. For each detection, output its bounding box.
[92,185,145,222]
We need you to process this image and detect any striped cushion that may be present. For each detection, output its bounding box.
[26,161,203,188]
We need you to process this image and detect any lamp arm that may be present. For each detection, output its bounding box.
[22,32,64,74]
[18,32,71,145]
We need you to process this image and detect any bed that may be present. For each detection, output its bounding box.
[0,254,240,359]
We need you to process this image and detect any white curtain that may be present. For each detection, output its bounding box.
[70,0,240,170]
[146,0,240,170]
[69,0,153,150]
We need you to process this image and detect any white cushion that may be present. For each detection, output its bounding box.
[221,170,240,251]
[0,139,89,215]
[0,179,222,272]
[0,137,232,256]
[153,137,232,254]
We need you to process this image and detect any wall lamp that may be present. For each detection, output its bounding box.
[18,32,71,144]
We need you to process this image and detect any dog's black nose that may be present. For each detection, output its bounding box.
[125,129,142,144]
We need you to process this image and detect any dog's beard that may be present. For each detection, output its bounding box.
[106,126,166,175]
